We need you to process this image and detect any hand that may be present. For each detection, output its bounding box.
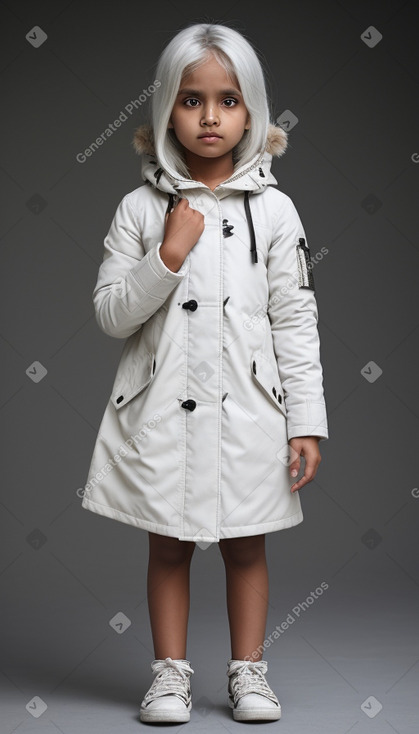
[160,196,205,271]
[288,436,322,492]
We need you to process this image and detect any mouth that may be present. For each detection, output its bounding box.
[198,133,222,139]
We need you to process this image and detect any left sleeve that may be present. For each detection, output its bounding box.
[92,193,188,339]
[266,194,329,441]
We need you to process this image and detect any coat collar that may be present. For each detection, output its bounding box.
[132,123,288,196]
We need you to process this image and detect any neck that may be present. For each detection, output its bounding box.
[183,150,235,191]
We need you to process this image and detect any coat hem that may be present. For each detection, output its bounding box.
[81,496,303,542]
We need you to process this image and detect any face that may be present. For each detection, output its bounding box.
[168,54,251,164]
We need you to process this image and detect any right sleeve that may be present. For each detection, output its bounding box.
[92,194,188,339]
[266,194,328,441]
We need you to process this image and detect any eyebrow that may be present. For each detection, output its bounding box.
[177,87,242,96]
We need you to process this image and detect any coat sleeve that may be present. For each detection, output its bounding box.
[266,194,329,441]
[92,193,188,339]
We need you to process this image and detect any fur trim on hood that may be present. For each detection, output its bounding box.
[132,122,288,158]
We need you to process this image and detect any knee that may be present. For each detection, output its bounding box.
[148,532,195,566]
[219,535,265,567]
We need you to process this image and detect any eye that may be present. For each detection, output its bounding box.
[182,97,239,107]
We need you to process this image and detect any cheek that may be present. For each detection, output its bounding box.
[173,122,191,144]
[172,113,191,134]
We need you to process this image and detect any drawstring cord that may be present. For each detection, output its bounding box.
[165,191,258,264]
[166,192,176,214]
[244,190,258,263]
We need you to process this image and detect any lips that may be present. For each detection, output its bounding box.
[198,133,221,138]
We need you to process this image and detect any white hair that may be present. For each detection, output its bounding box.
[150,22,271,180]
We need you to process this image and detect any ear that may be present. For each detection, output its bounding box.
[168,118,174,129]
[244,113,251,130]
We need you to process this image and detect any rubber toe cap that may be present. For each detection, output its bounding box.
[236,693,279,710]
[143,694,188,712]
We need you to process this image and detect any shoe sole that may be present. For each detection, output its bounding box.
[228,698,281,721]
[139,706,191,723]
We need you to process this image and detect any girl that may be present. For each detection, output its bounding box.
[81,21,328,724]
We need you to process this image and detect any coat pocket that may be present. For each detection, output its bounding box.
[111,350,156,410]
[250,349,286,418]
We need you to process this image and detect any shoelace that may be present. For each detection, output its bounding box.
[143,657,194,706]
[227,659,279,705]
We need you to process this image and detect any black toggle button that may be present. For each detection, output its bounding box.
[181,399,196,411]
[252,360,257,375]
[272,386,277,398]
[182,300,198,311]
[277,394,282,404]
[116,395,124,404]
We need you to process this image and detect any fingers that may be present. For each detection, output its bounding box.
[288,439,321,493]
[165,196,181,221]
[290,457,318,492]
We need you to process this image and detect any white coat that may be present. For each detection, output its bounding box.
[81,123,329,543]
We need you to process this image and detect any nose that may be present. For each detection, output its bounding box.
[201,103,219,125]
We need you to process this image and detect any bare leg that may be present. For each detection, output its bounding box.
[147,532,196,660]
[219,534,268,661]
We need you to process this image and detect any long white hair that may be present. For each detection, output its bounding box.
[150,22,272,180]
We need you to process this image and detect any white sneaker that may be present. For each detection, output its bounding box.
[227,658,281,721]
[139,656,194,723]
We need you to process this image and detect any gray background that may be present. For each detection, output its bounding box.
[1,0,418,732]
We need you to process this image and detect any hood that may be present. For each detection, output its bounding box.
[132,123,288,196]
